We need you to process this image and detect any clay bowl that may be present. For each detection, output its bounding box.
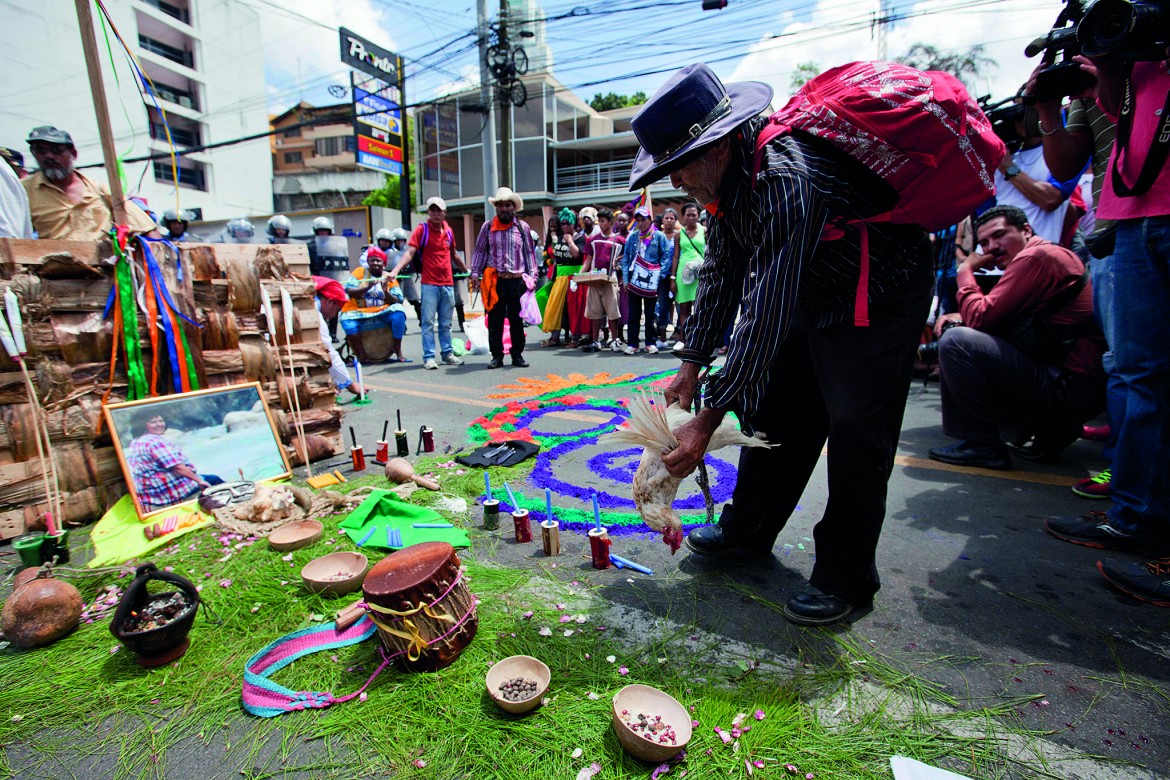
[268,520,323,552]
[301,552,368,596]
[611,684,692,762]
[485,655,551,714]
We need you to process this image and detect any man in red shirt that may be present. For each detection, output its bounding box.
[928,205,1104,470]
[390,197,468,369]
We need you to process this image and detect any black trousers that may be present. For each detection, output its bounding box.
[717,273,932,603]
[626,293,657,348]
[488,277,527,360]
[938,327,1103,445]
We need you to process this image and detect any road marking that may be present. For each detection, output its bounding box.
[895,455,1075,486]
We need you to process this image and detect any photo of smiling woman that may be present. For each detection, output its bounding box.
[126,411,224,514]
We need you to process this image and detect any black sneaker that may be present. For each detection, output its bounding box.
[581,342,600,353]
[1097,558,1170,607]
[511,357,530,368]
[1044,511,1170,554]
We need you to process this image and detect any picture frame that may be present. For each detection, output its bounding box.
[103,382,291,519]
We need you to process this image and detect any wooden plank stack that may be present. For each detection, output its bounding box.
[0,238,344,541]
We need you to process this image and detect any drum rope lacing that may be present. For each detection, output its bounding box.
[241,571,475,717]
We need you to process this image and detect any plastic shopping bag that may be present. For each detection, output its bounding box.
[464,315,490,355]
[520,289,542,326]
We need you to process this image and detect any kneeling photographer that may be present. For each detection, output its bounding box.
[1043,0,1170,606]
[928,205,1105,470]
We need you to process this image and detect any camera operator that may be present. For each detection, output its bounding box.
[1027,54,1121,501]
[1045,26,1170,605]
[992,102,1082,244]
[928,205,1104,471]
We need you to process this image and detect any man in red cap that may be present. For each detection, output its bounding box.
[313,276,363,397]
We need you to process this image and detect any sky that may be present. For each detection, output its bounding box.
[256,0,1071,117]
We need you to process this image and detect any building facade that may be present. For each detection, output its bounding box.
[2,0,273,220]
[269,102,385,213]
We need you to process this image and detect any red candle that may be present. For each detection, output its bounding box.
[589,528,610,569]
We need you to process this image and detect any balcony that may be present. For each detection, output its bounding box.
[139,34,193,68]
[139,0,190,24]
[555,159,634,194]
[150,82,199,111]
[150,121,200,148]
[154,160,206,190]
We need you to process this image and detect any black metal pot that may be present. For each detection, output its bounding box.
[110,564,201,666]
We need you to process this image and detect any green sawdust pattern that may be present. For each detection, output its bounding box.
[1,469,1078,780]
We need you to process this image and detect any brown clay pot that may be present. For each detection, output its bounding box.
[1,570,83,649]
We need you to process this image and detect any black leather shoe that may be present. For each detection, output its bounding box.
[684,525,768,559]
[783,584,857,626]
[512,357,530,368]
[487,358,503,369]
[928,440,1011,470]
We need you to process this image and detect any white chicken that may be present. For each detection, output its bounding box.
[603,389,771,553]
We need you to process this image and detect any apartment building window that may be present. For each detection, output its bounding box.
[153,160,206,190]
[139,34,194,68]
[152,82,199,111]
[282,127,301,138]
[283,152,303,164]
[314,136,355,157]
[140,0,190,24]
[149,115,201,148]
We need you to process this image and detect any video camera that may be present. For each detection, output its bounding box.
[981,97,1034,152]
[1025,0,1170,103]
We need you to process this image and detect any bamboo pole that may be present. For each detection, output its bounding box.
[279,288,312,477]
[73,0,127,225]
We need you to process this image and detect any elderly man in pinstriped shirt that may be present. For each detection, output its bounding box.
[629,63,934,626]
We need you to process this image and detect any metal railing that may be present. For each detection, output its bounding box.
[139,0,189,24]
[150,121,199,148]
[555,159,635,194]
[138,35,193,68]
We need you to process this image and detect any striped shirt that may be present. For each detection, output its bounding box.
[678,118,932,423]
[471,218,538,277]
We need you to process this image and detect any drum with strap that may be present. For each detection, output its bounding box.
[361,542,477,672]
[346,329,396,363]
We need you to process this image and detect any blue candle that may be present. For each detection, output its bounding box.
[591,490,601,531]
[609,553,653,576]
[484,472,492,500]
[357,526,376,547]
[545,487,553,522]
[504,481,518,510]
[412,523,454,528]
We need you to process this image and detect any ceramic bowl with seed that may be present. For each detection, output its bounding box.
[611,683,692,762]
[300,552,368,596]
[485,655,550,714]
[268,520,323,552]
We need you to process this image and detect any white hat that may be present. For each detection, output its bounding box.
[423,196,447,212]
[579,206,598,221]
[487,186,523,211]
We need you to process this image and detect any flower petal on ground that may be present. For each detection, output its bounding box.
[538,626,552,636]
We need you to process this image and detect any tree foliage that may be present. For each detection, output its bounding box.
[895,44,996,87]
[589,91,648,112]
[790,61,821,91]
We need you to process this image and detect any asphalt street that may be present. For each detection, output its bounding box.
[327,316,1170,779]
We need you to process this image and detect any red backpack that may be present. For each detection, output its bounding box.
[753,61,1006,325]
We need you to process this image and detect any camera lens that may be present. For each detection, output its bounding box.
[1079,0,1136,55]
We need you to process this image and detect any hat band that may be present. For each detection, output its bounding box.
[652,96,732,165]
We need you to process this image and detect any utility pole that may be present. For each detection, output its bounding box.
[73,0,126,225]
[477,0,499,219]
[498,0,512,190]
[396,54,410,231]
[875,0,892,60]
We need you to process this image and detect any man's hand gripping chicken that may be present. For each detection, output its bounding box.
[605,363,770,553]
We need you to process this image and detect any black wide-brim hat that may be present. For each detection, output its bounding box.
[629,63,773,191]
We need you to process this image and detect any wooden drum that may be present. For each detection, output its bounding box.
[361,542,477,672]
[346,329,396,363]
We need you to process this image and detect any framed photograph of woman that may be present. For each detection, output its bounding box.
[104,382,291,519]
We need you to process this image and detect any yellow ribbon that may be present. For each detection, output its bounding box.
[366,600,457,663]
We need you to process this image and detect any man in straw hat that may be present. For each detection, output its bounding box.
[638,63,934,626]
[471,186,539,368]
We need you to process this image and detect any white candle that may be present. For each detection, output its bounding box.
[4,289,26,355]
